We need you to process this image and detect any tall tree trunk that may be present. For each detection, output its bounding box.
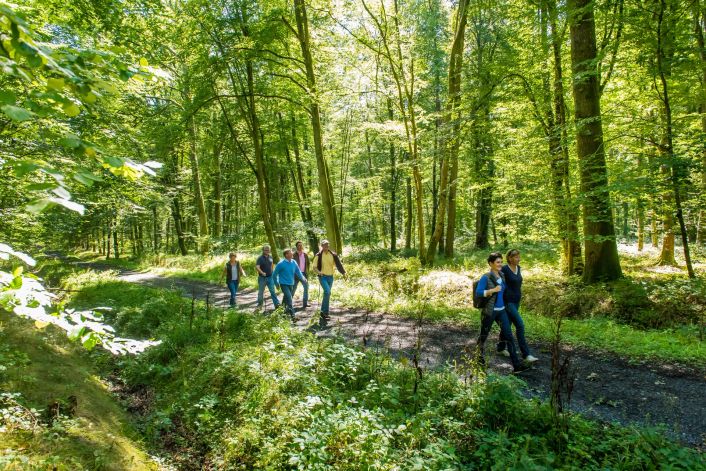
[655,0,695,276]
[694,1,706,244]
[293,0,343,253]
[389,100,397,253]
[213,140,223,238]
[171,198,188,256]
[405,175,412,250]
[568,0,622,282]
[427,0,468,264]
[186,114,209,253]
[541,0,583,275]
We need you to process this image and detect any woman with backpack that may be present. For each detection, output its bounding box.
[496,249,538,363]
[474,252,530,373]
[220,252,246,308]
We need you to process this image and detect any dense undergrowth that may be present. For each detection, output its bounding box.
[76,242,706,368]
[55,269,705,469]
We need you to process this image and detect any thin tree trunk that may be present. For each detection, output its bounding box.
[293,0,343,253]
[694,1,706,244]
[186,114,209,253]
[389,100,397,253]
[172,198,188,256]
[405,175,412,250]
[568,0,622,282]
[427,0,468,264]
[655,0,695,276]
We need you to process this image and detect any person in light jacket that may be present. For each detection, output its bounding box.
[273,248,307,319]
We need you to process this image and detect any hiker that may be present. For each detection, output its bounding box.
[474,252,530,373]
[497,249,538,363]
[312,239,346,321]
[293,240,310,309]
[220,252,246,308]
[255,245,280,310]
[273,248,308,319]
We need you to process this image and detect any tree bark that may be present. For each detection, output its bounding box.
[426,0,468,265]
[694,1,706,245]
[186,114,209,253]
[293,0,343,253]
[568,0,622,282]
[655,0,695,276]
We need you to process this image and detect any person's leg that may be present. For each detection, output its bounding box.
[506,302,531,358]
[476,311,495,366]
[266,276,279,308]
[279,285,292,315]
[257,276,265,307]
[320,275,333,315]
[497,309,521,368]
[227,281,236,307]
[302,279,309,307]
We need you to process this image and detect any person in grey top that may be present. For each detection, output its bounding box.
[256,245,279,310]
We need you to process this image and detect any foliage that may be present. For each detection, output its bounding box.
[60,271,705,469]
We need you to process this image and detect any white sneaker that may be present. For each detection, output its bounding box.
[524,355,539,363]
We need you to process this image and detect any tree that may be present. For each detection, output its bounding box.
[568,0,622,282]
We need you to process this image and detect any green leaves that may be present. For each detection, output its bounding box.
[1,104,34,121]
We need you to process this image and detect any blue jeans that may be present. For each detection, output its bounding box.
[293,277,309,306]
[257,275,279,308]
[227,280,240,306]
[497,302,531,358]
[280,284,295,316]
[478,308,521,369]
[319,275,334,314]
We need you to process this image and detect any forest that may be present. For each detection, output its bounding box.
[1,0,705,468]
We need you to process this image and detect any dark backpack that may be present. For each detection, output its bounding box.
[472,274,490,309]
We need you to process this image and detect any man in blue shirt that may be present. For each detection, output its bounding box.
[256,245,279,311]
[273,248,308,319]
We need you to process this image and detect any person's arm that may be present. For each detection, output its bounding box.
[256,258,265,276]
[313,255,321,275]
[476,275,499,297]
[295,264,306,283]
[273,263,280,288]
[239,263,246,277]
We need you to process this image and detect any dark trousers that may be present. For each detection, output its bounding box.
[477,308,521,368]
[497,302,531,358]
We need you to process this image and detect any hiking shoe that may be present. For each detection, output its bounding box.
[320,312,330,320]
[512,363,531,374]
[524,354,539,363]
[498,349,510,358]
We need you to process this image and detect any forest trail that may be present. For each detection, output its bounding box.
[85,263,706,447]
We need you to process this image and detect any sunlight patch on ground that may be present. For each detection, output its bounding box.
[419,270,472,295]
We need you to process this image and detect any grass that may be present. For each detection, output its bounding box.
[0,314,158,470]
[72,243,706,368]
[44,271,706,468]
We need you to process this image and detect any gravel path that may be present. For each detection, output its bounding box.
[84,264,706,447]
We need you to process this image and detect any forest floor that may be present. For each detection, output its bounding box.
[79,261,706,448]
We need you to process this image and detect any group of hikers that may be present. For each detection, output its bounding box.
[222,243,539,372]
[221,239,346,322]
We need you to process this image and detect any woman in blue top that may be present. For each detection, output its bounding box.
[475,252,530,373]
[497,249,538,363]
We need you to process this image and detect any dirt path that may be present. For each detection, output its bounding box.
[86,264,706,447]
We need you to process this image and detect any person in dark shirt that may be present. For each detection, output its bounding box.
[255,245,279,310]
[497,249,538,363]
[475,252,529,373]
